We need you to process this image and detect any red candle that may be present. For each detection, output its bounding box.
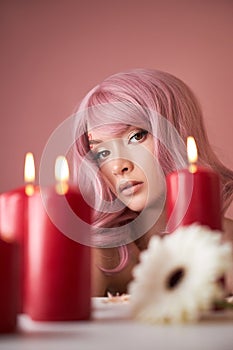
[0,237,19,333]
[0,153,35,313]
[25,156,91,321]
[166,136,222,233]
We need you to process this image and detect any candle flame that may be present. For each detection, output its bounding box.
[24,152,35,195]
[55,156,69,194]
[187,136,198,173]
[24,152,35,182]
[55,156,69,182]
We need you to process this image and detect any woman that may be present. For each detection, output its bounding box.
[73,68,233,296]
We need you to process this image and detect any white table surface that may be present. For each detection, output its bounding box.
[1,298,233,350]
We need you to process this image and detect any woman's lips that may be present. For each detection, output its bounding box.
[118,181,143,196]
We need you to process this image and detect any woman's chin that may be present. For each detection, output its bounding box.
[121,197,147,213]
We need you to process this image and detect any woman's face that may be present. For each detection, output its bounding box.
[88,125,165,212]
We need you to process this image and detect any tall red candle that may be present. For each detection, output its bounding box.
[166,137,222,233]
[25,157,92,321]
[0,237,19,333]
[0,153,35,313]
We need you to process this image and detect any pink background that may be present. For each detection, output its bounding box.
[1,0,233,217]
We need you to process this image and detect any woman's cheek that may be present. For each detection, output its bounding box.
[99,166,117,194]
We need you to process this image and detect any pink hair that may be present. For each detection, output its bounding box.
[73,68,233,272]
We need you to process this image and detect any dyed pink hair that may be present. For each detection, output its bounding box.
[73,68,233,273]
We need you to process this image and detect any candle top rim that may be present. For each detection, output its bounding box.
[167,166,219,176]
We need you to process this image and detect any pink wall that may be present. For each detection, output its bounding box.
[1,0,233,217]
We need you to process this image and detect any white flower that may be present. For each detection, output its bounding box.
[129,224,232,324]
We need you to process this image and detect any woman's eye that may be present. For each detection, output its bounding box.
[94,150,111,161]
[129,130,148,143]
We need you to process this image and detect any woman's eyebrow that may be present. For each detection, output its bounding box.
[87,133,103,145]
[89,139,103,145]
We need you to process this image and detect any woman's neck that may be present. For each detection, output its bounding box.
[134,208,167,251]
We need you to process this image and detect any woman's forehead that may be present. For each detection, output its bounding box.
[87,124,134,140]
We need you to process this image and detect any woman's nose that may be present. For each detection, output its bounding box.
[111,158,134,176]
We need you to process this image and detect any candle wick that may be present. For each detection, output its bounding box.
[188,162,197,173]
[25,183,35,196]
[56,181,69,195]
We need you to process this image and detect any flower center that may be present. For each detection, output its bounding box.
[166,267,185,290]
